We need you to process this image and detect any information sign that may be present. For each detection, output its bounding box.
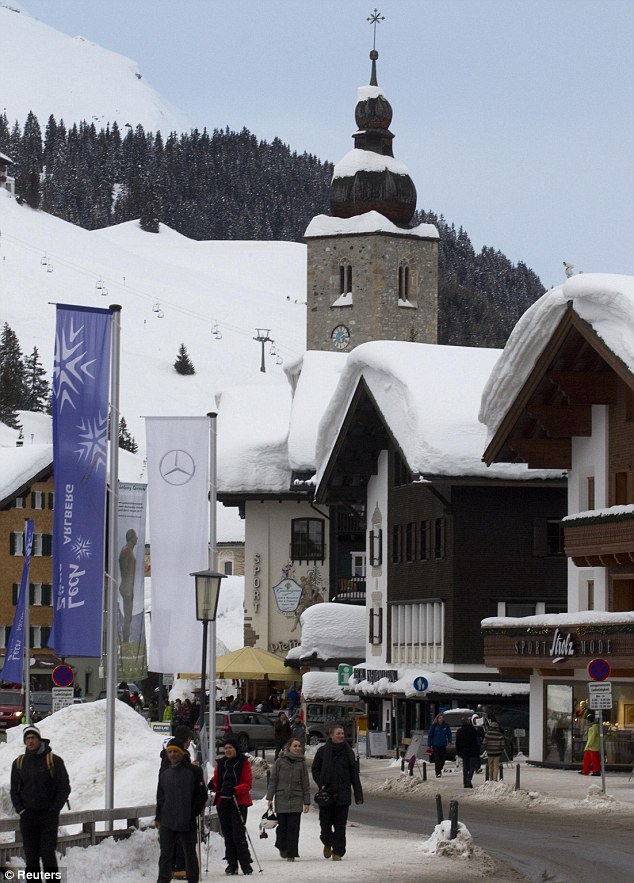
[588,681,612,710]
[52,686,74,713]
[338,663,354,687]
[413,676,429,693]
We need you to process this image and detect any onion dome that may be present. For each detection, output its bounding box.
[330,50,416,226]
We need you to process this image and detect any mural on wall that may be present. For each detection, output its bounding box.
[271,562,326,632]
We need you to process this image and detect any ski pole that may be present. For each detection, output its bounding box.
[232,796,263,873]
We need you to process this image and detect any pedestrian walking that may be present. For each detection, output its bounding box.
[427,712,452,777]
[482,718,506,781]
[579,711,601,776]
[290,714,307,749]
[455,716,481,788]
[210,736,254,875]
[155,738,207,883]
[311,724,363,862]
[274,711,292,758]
[10,725,71,878]
[266,737,310,862]
[158,726,199,879]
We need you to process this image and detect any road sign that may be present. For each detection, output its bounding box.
[338,663,354,687]
[52,686,74,713]
[588,681,612,710]
[587,658,611,681]
[52,664,74,687]
[413,676,429,693]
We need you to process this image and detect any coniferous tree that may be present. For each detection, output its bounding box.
[22,346,50,412]
[118,416,138,453]
[0,323,26,429]
[174,343,195,375]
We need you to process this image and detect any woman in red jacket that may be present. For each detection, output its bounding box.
[210,736,253,875]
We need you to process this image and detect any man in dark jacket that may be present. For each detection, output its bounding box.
[155,738,207,883]
[455,716,481,788]
[311,724,363,861]
[10,724,71,876]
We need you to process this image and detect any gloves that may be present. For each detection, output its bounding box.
[221,786,235,798]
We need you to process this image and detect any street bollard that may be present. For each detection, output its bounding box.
[449,799,458,840]
[401,754,405,772]
[500,762,504,781]
[485,764,489,782]
[266,769,270,787]
[435,793,444,824]
[422,761,427,782]
[515,764,521,791]
[408,755,416,777]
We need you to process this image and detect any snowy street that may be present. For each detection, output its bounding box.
[1,704,633,882]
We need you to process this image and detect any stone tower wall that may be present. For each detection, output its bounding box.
[306,232,438,351]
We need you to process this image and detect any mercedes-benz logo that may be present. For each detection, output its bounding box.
[159,449,196,485]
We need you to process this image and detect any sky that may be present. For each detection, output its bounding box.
[17,0,634,290]
[1,705,632,882]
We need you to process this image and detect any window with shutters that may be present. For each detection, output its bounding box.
[369,525,382,567]
[10,532,24,556]
[369,605,383,645]
[391,525,402,563]
[290,518,325,562]
[405,522,415,561]
[31,491,44,509]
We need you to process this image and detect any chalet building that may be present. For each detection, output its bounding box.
[0,151,15,196]
[480,273,634,768]
[217,49,568,743]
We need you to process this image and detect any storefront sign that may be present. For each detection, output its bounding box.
[253,553,262,613]
[272,578,303,612]
[353,667,399,684]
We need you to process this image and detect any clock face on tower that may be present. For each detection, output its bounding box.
[331,324,351,350]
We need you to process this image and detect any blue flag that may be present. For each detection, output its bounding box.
[0,520,34,684]
[49,305,111,657]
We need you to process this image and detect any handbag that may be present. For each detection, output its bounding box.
[314,788,335,807]
[426,746,433,756]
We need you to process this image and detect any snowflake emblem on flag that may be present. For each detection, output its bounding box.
[72,536,92,560]
[75,412,108,471]
[53,316,97,411]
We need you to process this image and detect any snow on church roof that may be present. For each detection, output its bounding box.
[315,340,564,484]
[305,210,438,240]
[480,273,634,441]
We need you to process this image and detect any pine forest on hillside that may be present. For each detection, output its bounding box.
[2,112,545,349]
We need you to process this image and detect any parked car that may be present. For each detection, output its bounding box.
[420,708,490,760]
[304,701,365,746]
[31,691,54,722]
[211,711,277,753]
[0,689,26,730]
[97,682,144,705]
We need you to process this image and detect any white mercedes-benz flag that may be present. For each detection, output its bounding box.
[146,416,209,672]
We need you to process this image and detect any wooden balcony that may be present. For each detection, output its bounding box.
[332,577,366,605]
[564,513,634,566]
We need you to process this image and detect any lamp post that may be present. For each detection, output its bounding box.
[191,569,226,765]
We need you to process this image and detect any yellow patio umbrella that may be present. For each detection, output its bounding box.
[215,647,292,680]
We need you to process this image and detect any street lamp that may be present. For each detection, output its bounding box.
[191,569,226,764]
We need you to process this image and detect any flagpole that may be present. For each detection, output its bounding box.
[105,305,122,812]
[23,519,31,725]
[207,412,218,769]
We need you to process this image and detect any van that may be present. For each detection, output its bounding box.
[0,689,26,730]
[304,701,364,746]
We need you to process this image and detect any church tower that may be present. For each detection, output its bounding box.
[305,47,439,352]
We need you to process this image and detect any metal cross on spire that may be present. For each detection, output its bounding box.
[367,8,385,51]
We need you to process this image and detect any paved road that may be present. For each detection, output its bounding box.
[254,779,631,882]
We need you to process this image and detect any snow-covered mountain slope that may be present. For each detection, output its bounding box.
[1,1,189,132]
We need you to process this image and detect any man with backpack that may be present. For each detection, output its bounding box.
[10,724,71,877]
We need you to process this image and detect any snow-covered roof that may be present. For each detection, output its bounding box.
[315,340,565,485]
[348,668,530,699]
[482,610,634,629]
[0,444,53,503]
[480,273,634,441]
[285,602,366,662]
[305,210,438,240]
[302,670,349,701]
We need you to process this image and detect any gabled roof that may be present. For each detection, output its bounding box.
[480,274,634,467]
[315,340,564,496]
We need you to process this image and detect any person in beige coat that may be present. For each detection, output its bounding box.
[266,738,310,862]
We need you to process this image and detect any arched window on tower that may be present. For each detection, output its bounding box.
[340,263,352,295]
[398,262,410,302]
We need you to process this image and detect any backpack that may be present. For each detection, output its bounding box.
[17,751,55,778]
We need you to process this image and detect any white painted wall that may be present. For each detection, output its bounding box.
[244,500,329,654]
[366,450,389,665]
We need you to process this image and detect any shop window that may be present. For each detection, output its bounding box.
[290,518,325,562]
